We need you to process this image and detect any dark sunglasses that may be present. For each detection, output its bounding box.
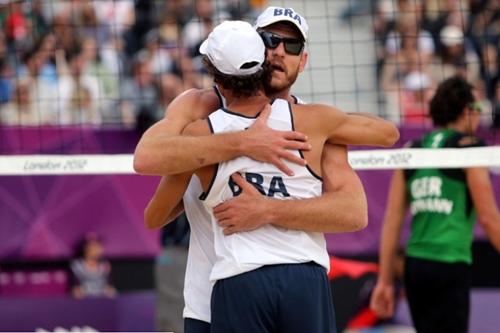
[259,31,304,56]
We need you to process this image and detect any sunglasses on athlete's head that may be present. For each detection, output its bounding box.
[468,101,483,113]
[258,31,304,56]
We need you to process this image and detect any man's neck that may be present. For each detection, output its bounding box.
[270,88,294,103]
[228,94,270,117]
[446,115,474,135]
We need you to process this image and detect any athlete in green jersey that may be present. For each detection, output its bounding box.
[405,128,484,264]
[370,76,500,333]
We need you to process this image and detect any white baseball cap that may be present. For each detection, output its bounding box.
[255,7,309,41]
[199,20,265,76]
[440,25,464,46]
[404,71,431,91]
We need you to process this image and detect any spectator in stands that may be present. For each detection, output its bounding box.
[467,0,498,54]
[57,45,103,125]
[182,0,229,58]
[156,13,182,50]
[378,1,435,88]
[51,10,78,54]
[16,48,58,123]
[471,78,494,127]
[0,30,6,60]
[99,34,127,78]
[479,42,498,102]
[117,53,159,129]
[157,73,184,113]
[430,25,480,83]
[26,0,50,41]
[421,0,469,44]
[0,48,13,104]
[70,232,116,299]
[91,0,135,38]
[155,0,193,29]
[4,0,29,50]
[139,29,173,75]
[66,84,101,125]
[31,33,58,86]
[77,1,111,46]
[384,5,434,58]
[374,0,425,55]
[81,36,119,111]
[380,31,434,124]
[17,40,57,88]
[1,78,48,125]
[372,0,397,82]
[400,70,434,125]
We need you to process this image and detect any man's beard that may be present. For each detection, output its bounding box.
[264,69,300,96]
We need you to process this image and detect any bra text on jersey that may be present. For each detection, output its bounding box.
[229,172,290,198]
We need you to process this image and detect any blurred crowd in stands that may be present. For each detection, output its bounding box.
[373,0,498,126]
[0,0,497,128]
[0,0,259,128]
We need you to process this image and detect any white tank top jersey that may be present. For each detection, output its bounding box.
[182,177,216,322]
[202,98,330,282]
[182,86,226,322]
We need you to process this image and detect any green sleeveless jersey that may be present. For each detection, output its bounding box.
[404,129,485,264]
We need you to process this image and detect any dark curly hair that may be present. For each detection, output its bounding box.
[202,56,271,98]
[429,76,475,126]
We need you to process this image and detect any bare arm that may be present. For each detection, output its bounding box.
[315,104,399,147]
[214,144,368,234]
[144,173,192,229]
[134,97,310,176]
[334,111,399,147]
[466,167,500,251]
[137,91,307,231]
[370,170,408,318]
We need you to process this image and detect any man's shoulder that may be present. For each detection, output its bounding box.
[291,102,339,115]
[176,87,217,103]
[167,87,220,119]
[289,103,342,132]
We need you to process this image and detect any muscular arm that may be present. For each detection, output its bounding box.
[214,144,368,234]
[137,89,310,229]
[134,94,310,176]
[211,105,398,233]
[266,144,368,232]
[466,167,500,251]
[135,122,248,174]
[144,173,191,229]
[211,107,397,233]
[319,105,400,147]
[134,88,232,175]
[370,170,408,318]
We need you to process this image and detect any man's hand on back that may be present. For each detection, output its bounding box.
[240,104,311,176]
[214,173,270,235]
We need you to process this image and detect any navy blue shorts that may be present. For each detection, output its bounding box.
[185,318,210,333]
[210,262,336,333]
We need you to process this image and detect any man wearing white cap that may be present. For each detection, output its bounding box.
[135,7,398,333]
[183,19,395,333]
[430,25,480,83]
